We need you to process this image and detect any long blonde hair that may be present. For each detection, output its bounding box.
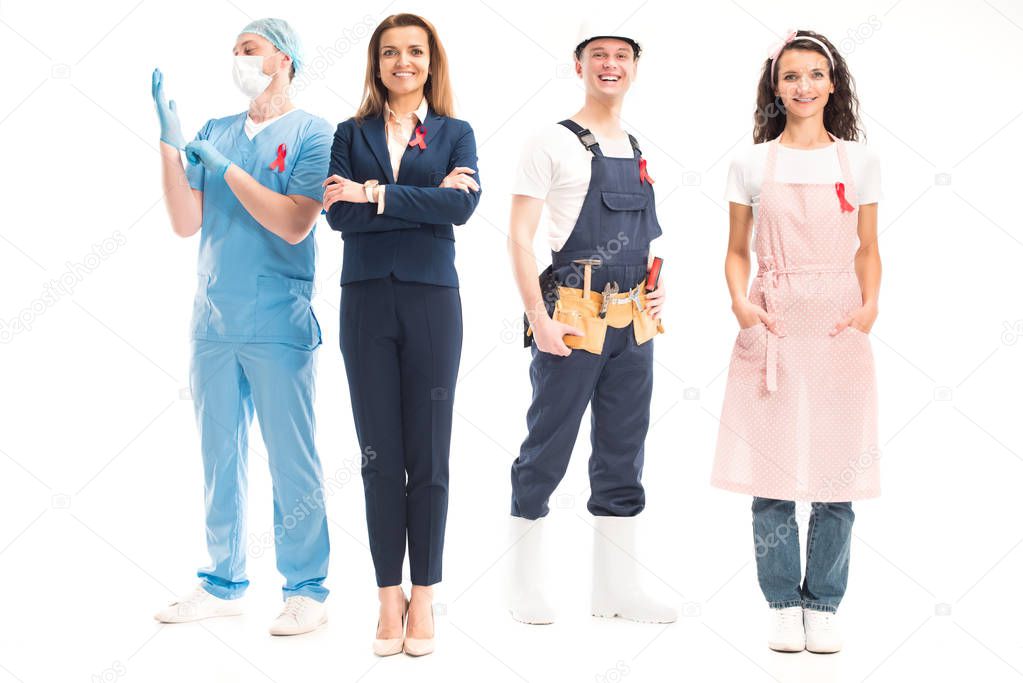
[355,14,454,123]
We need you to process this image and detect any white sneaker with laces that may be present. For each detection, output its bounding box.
[768,606,805,652]
[803,608,842,653]
[154,584,244,623]
[269,596,327,636]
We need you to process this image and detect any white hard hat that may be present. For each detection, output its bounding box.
[574,20,642,58]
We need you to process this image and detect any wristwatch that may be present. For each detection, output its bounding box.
[364,179,380,203]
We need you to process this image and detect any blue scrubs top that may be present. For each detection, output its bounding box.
[186,109,332,348]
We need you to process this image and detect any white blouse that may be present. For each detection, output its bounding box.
[374,97,429,214]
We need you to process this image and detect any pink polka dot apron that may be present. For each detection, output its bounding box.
[711,134,880,502]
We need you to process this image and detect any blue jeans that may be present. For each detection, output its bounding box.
[751,497,854,613]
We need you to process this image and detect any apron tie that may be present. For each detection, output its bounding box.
[759,257,783,393]
[756,259,855,393]
[766,329,780,392]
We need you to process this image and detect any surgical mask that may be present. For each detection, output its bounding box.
[232,55,273,99]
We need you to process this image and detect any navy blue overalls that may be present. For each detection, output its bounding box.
[511,120,663,520]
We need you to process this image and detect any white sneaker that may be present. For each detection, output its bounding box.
[269,596,327,636]
[590,516,677,624]
[768,606,805,652]
[507,516,557,625]
[154,584,244,623]
[803,608,842,653]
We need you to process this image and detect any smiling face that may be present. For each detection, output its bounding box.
[774,49,834,119]
[232,33,290,79]
[378,26,431,98]
[575,38,637,99]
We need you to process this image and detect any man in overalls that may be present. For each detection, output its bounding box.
[505,23,676,625]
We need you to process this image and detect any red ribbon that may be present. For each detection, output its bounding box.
[639,157,654,185]
[409,125,427,150]
[269,143,287,172]
[835,182,854,212]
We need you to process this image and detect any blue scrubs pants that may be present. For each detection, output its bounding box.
[190,339,330,601]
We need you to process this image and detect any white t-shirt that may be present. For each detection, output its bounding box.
[513,123,637,252]
[243,107,299,140]
[725,140,881,222]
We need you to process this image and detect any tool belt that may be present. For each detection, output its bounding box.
[524,259,664,355]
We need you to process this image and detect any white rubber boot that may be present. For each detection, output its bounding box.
[590,516,677,623]
[506,516,557,625]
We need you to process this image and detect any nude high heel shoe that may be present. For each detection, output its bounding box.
[403,604,435,656]
[373,597,408,657]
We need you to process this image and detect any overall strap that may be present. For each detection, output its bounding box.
[558,119,604,157]
[627,133,642,158]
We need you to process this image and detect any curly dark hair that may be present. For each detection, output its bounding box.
[753,30,863,143]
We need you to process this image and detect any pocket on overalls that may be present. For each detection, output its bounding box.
[600,191,649,246]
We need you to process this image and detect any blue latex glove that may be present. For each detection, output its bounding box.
[151,68,185,149]
[185,140,232,178]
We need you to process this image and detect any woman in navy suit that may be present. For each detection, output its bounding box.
[323,13,480,657]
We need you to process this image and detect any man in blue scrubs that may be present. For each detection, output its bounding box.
[151,18,333,636]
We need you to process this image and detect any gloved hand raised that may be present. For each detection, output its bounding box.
[184,140,232,178]
[151,68,185,149]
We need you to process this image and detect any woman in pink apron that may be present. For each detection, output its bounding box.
[711,30,882,654]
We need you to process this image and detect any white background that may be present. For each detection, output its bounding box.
[1,0,1022,681]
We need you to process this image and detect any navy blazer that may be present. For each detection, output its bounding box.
[326,108,481,287]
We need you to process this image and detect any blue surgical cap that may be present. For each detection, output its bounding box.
[239,18,304,74]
